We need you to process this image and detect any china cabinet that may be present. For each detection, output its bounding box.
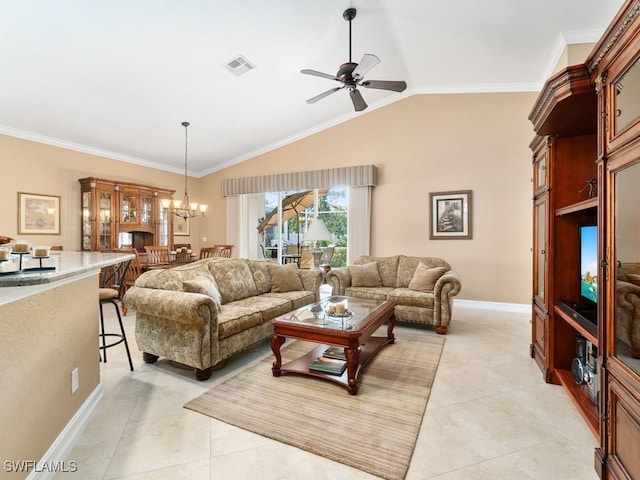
[529,1,640,478]
[79,177,175,252]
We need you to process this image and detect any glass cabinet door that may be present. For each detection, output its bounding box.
[82,191,92,250]
[613,161,640,376]
[614,56,640,136]
[157,199,169,246]
[121,194,138,224]
[98,191,113,250]
[141,195,153,225]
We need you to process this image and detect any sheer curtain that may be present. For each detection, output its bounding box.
[347,186,372,263]
[226,193,265,259]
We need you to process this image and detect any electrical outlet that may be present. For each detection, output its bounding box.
[71,367,79,393]
[202,237,207,243]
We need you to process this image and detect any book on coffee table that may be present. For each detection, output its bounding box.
[309,356,347,375]
[322,346,347,360]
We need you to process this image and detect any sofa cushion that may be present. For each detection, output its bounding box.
[182,276,222,309]
[207,259,258,304]
[408,263,448,292]
[349,262,382,287]
[217,304,265,339]
[388,288,435,308]
[262,291,316,310]
[345,286,393,301]
[268,263,304,292]
[396,255,451,288]
[354,256,399,287]
[230,295,292,322]
[627,273,640,286]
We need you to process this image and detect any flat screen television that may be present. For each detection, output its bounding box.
[580,225,598,306]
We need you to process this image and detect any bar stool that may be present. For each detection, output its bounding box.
[99,260,134,371]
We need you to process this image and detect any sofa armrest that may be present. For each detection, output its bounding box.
[123,287,218,327]
[298,269,324,301]
[325,268,351,296]
[433,270,462,327]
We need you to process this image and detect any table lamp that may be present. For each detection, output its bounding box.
[302,218,332,269]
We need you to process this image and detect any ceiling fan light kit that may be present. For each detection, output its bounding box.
[301,8,407,112]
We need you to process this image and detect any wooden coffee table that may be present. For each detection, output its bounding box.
[271,295,396,395]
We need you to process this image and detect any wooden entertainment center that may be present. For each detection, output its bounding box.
[528,1,640,478]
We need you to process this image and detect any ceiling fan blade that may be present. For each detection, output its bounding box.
[349,88,368,111]
[351,54,380,80]
[301,69,340,81]
[361,80,408,92]
[306,87,342,104]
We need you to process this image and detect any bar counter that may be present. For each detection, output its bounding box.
[0,250,134,472]
[0,251,134,303]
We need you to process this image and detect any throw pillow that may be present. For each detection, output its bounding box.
[349,262,382,287]
[183,276,222,309]
[268,263,304,292]
[408,263,448,292]
[627,273,640,286]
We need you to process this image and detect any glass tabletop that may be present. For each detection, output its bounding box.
[276,295,387,331]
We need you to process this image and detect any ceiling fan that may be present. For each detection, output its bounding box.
[301,8,407,112]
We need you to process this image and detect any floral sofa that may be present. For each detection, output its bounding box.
[617,262,640,358]
[326,255,461,334]
[123,258,323,380]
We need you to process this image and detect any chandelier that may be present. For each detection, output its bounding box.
[161,121,207,220]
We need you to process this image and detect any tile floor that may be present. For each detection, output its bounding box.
[56,296,600,480]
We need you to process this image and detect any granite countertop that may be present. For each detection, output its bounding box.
[0,251,135,305]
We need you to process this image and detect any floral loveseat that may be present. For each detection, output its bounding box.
[123,258,322,380]
[326,255,461,334]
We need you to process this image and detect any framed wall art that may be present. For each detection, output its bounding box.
[174,215,190,236]
[429,190,472,239]
[18,192,61,235]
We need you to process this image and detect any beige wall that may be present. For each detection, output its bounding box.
[0,276,99,474]
[0,134,205,250]
[205,92,538,303]
[1,92,537,303]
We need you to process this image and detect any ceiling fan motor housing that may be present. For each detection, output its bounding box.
[337,62,358,84]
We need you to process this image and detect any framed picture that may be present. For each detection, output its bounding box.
[18,192,61,235]
[429,190,472,239]
[174,215,190,236]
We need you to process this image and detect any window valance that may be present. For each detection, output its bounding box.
[221,164,376,196]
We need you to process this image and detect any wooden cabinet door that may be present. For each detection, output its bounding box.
[531,304,550,379]
[533,194,550,310]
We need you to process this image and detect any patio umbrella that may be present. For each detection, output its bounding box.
[257,189,328,234]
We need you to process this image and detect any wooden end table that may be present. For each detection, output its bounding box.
[271,295,395,395]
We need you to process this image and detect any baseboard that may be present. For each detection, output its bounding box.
[27,385,103,480]
[454,298,530,314]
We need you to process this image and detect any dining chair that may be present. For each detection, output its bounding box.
[214,244,234,258]
[199,245,234,259]
[99,259,134,371]
[144,245,170,265]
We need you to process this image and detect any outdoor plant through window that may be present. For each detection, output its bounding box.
[263,187,348,267]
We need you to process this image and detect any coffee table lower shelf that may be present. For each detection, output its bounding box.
[275,336,392,394]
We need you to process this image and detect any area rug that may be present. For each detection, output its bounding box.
[184,332,445,480]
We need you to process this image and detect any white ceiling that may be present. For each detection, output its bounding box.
[0,0,625,176]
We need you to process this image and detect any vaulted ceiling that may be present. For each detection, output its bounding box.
[0,0,625,176]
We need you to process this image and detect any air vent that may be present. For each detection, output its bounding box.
[223,55,256,76]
